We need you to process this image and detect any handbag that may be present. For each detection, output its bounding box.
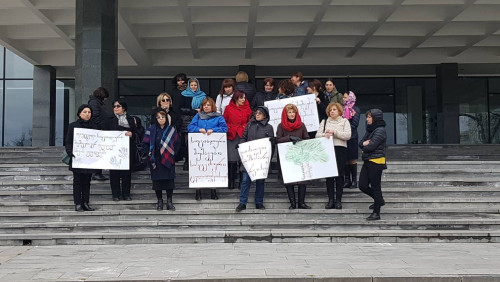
[132,135,148,171]
[61,151,71,165]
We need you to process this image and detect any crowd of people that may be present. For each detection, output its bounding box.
[64,72,387,220]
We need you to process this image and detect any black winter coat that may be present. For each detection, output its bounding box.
[241,117,274,143]
[235,82,257,108]
[251,90,277,109]
[88,96,108,130]
[359,126,386,160]
[65,119,99,174]
[169,87,183,114]
[315,91,329,122]
[349,106,361,140]
[103,114,141,168]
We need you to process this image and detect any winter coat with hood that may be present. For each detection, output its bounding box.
[223,99,252,140]
[359,109,387,160]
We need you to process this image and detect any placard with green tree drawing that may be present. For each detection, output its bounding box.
[277,137,337,183]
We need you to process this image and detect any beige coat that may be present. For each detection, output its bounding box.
[315,116,351,147]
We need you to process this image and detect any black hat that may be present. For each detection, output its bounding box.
[369,108,383,122]
[77,104,92,117]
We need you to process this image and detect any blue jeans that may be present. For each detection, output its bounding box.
[239,172,265,205]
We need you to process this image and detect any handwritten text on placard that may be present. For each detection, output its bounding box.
[238,138,272,181]
[188,133,228,188]
[264,94,319,134]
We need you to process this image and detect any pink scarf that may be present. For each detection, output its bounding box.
[343,91,356,120]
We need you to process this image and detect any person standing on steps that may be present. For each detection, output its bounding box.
[88,87,110,181]
[223,90,252,190]
[188,97,228,201]
[103,99,140,202]
[315,103,351,210]
[65,104,99,212]
[143,109,181,211]
[276,104,311,209]
[235,106,274,212]
[324,78,343,105]
[343,91,361,189]
[358,109,387,221]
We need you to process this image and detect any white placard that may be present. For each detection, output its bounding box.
[264,94,319,134]
[72,128,130,170]
[188,133,228,188]
[277,137,337,184]
[238,138,272,181]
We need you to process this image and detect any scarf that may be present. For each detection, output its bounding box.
[367,119,386,133]
[276,93,294,100]
[143,124,180,169]
[115,112,130,128]
[342,91,356,120]
[280,107,303,132]
[181,78,206,109]
[199,111,221,120]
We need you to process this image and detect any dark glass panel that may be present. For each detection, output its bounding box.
[4,80,33,146]
[348,78,394,95]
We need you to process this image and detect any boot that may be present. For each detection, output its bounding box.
[286,186,296,209]
[335,178,343,210]
[325,180,335,209]
[156,198,163,211]
[298,185,311,209]
[75,204,84,212]
[228,162,236,189]
[369,200,385,210]
[343,164,352,188]
[350,163,358,188]
[82,203,95,211]
[211,189,219,200]
[166,197,175,211]
[195,189,202,201]
[366,212,380,220]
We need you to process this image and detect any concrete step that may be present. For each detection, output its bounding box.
[1,229,499,245]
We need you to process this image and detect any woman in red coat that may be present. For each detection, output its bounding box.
[223,90,252,189]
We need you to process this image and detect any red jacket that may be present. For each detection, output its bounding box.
[223,99,252,140]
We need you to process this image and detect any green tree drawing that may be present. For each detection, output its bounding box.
[285,139,329,180]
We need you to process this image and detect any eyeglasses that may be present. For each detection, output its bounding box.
[156,116,166,119]
[113,105,122,108]
[161,99,171,102]
[255,111,264,115]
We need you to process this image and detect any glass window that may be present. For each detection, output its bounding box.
[355,94,395,145]
[4,80,33,146]
[56,80,74,146]
[348,78,394,95]
[119,79,164,96]
[489,77,500,94]
[0,45,4,78]
[208,78,223,100]
[458,77,488,144]
[118,95,157,126]
[5,49,33,79]
[0,81,3,145]
[489,94,500,144]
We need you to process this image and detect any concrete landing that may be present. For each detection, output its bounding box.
[0,243,499,281]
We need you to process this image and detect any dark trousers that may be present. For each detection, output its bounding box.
[155,189,173,200]
[73,172,92,205]
[327,146,347,202]
[110,170,132,198]
[359,160,385,213]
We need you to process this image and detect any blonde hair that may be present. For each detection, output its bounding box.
[326,102,344,116]
[156,92,172,107]
[235,71,249,83]
[285,104,298,113]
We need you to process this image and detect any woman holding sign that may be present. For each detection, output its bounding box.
[276,104,311,209]
[103,99,139,201]
[315,102,351,209]
[235,106,274,211]
[188,97,228,201]
[223,90,252,189]
[65,104,99,212]
[143,109,181,211]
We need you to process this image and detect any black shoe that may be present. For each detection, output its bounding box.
[366,212,381,221]
[112,197,120,201]
[343,180,352,189]
[166,199,175,211]
[195,190,202,201]
[82,203,94,211]
[75,204,84,212]
[289,203,297,210]
[351,180,358,188]
[122,196,132,201]
[298,203,312,209]
[92,173,108,181]
[235,203,246,212]
[211,190,219,200]
[369,200,386,210]
[183,161,189,171]
[325,199,335,209]
[156,199,164,211]
[335,201,342,210]
[255,203,265,210]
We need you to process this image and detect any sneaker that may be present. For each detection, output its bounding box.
[235,203,246,212]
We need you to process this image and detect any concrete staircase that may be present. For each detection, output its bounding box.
[1,146,500,245]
